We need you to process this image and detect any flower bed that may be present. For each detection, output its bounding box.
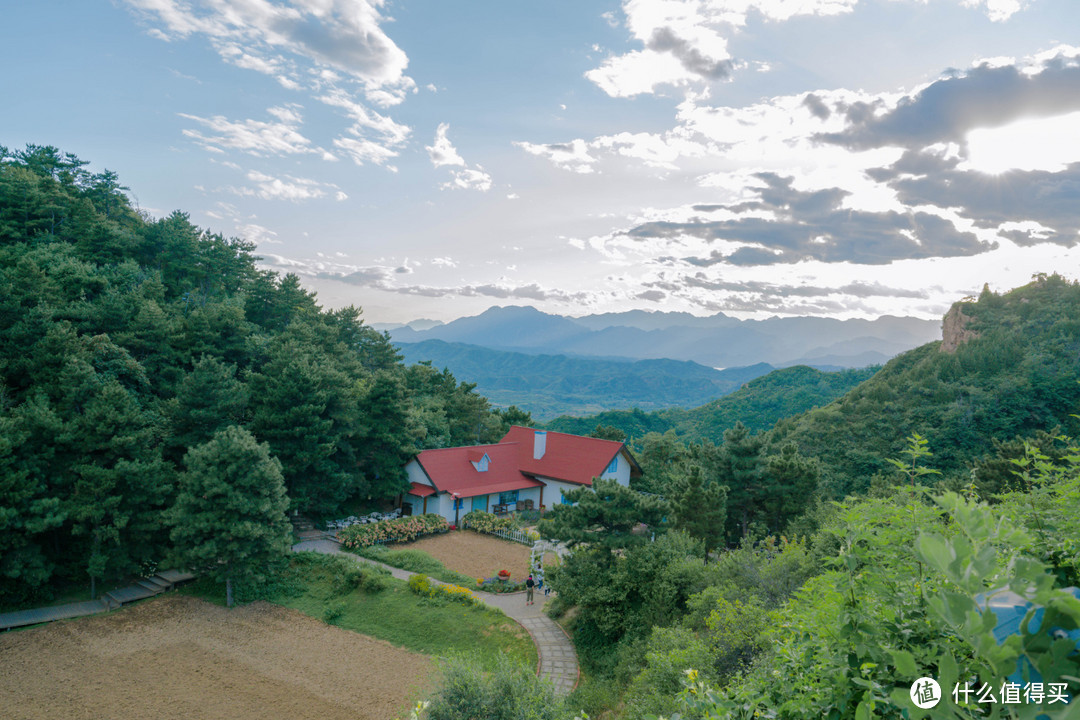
[407,574,483,607]
[339,513,449,548]
[475,576,526,593]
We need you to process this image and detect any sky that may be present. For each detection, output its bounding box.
[3,0,1080,323]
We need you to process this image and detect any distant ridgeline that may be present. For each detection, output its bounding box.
[550,275,1080,529]
[395,339,777,421]
[0,146,525,606]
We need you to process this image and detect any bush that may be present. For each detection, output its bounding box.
[338,513,449,548]
[322,601,345,624]
[425,654,562,720]
[461,510,514,534]
[408,574,482,608]
[331,563,391,596]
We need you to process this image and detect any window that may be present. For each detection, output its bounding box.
[454,497,464,510]
[499,490,519,505]
[607,456,619,474]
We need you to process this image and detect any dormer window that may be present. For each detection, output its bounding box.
[469,451,490,472]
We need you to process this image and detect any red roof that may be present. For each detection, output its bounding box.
[407,482,435,497]
[413,442,543,498]
[500,426,627,486]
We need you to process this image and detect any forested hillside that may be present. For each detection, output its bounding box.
[768,275,1080,497]
[398,339,776,420]
[546,364,876,440]
[0,146,526,606]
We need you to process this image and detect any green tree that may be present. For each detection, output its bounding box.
[718,421,765,541]
[590,424,627,442]
[249,340,358,515]
[670,464,727,563]
[636,429,693,494]
[538,477,668,553]
[169,355,248,457]
[169,426,291,607]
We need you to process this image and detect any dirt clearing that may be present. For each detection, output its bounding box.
[401,531,558,580]
[0,594,433,720]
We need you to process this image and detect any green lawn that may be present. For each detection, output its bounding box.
[350,545,477,586]
[183,552,536,669]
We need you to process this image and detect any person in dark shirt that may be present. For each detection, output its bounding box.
[526,574,535,605]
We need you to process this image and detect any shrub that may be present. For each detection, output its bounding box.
[425,654,562,720]
[408,573,434,596]
[339,513,449,548]
[407,573,483,607]
[330,561,392,595]
[322,602,345,624]
[361,571,391,593]
[461,510,514,534]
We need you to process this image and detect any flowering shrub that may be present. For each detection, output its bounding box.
[461,510,514,533]
[339,513,449,548]
[407,573,482,607]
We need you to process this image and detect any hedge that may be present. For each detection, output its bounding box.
[339,513,449,548]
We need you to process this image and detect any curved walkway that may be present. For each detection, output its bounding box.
[293,537,579,696]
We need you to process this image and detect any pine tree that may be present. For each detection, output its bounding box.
[169,425,291,607]
[670,465,727,562]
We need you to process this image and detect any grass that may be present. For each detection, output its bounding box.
[182,552,537,670]
[351,546,478,586]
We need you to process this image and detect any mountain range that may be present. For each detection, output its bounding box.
[395,340,776,420]
[378,306,940,369]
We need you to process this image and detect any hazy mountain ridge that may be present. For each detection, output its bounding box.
[396,339,775,420]
[386,306,940,368]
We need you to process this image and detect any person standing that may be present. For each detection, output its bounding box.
[525,574,535,606]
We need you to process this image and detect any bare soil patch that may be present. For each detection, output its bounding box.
[0,594,433,720]
[401,531,558,580]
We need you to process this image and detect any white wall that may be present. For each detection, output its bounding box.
[405,460,433,488]
[536,477,588,507]
[598,451,632,487]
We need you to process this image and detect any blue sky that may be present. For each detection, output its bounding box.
[3,0,1080,322]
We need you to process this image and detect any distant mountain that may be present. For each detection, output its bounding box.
[396,339,775,421]
[545,364,878,441]
[386,306,940,369]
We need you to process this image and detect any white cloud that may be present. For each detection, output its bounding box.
[333,136,400,169]
[319,88,411,169]
[426,123,465,167]
[227,170,347,202]
[179,105,326,156]
[960,0,1026,22]
[123,0,412,96]
[125,0,415,171]
[444,167,493,192]
[516,139,598,173]
[586,0,860,97]
[426,123,493,191]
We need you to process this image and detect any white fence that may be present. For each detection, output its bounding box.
[487,528,532,545]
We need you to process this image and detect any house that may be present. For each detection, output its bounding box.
[400,426,642,523]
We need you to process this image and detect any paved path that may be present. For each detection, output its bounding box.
[293,537,579,695]
[0,570,196,631]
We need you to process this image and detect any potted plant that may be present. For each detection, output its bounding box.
[497,569,511,581]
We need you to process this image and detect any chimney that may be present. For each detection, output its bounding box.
[533,430,547,460]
